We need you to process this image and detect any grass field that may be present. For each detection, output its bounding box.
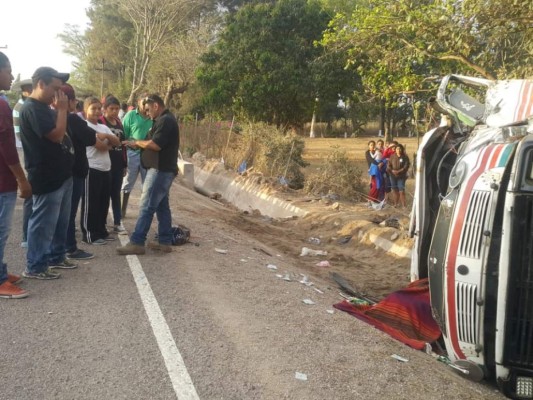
[301,135,422,203]
[302,136,422,164]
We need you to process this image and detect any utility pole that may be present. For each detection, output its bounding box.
[95,58,111,99]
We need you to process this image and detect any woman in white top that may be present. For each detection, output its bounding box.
[80,97,120,244]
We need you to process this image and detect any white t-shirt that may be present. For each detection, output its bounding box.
[86,121,112,171]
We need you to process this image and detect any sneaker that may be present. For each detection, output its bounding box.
[20,241,28,248]
[22,269,61,280]
[104,236,116,242]
[89,239,107,246]
[147,241,173,253]
[7,273,22,284]
[0,281,29,299]
[113,224,127,235]
[49,259,78,269]
[66,249,94,260]
[117,242,146,255]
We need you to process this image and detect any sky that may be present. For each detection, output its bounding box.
[0,0,92,81]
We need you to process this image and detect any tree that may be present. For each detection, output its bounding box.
[320,0,533,138]
[59,0,219,106]
[118,0,204,104]
[146,14,220,109]
[197,0,358,128]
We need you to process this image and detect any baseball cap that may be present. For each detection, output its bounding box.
[10,78,33,91]
[31,66,70,84]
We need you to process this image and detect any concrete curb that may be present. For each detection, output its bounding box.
[191,163,413,259]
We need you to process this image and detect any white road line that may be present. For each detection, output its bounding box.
[120,236,200,400]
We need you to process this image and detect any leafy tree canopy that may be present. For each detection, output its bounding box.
[197,0,360,128]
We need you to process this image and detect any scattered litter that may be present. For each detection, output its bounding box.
[391,354,409,362]
[299,275,313,286]
[282,273,292,281]
[215,248,228,254]
[253,247,272,256]
[47,312,54,315]
[337,235,353,245]
[390,232,399,241]
[302,299,315,305]
[315,260,331,268]
[349,297,371,306]
[331,202,340,210]
[326,309,335,314]
[308,237,321,245]
[314,287,324,294]
[295,372,308,381]
[275,274,283,278]
[267,264,278,270]
[240,259,248,262]
[368,199,386,210]
[300,247,327,257]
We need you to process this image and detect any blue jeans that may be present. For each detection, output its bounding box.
[389,175,406,191]
[0,191,17,284]
[130,169,175,246]
[121,150,147,193]
[22,197,33,242]
[26,177,73,273]
[66,176,85,253]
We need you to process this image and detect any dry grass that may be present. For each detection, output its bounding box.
[301,136,422,204]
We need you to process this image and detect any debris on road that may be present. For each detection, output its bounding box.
[315,260,331,268]
[308,237,321,245]
[391,354,409,362]
[295,372,308,381]
[302,299,315,305]
[300,247,327,256]
[299,275,313,286]
[215,248,228,254]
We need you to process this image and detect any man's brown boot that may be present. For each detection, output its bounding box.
[147,241,172,253]
[116,242,145,255]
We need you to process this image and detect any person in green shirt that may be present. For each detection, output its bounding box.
[120,94,153,218]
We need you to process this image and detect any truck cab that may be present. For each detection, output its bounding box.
[410,75,533,399]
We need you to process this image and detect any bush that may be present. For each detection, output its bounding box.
[228,124,308,189]
[304,146,366,201]
[180,119,308,189]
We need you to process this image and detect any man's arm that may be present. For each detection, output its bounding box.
[45,90,69,143]
[0,102,32,198]
[8,163,31,198]
[123,139,161,152]
[96,132,120,147]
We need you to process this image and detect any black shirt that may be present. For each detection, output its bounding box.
[68,113,97,178]
[99,116,127,171]
[141,109,179,173]
[20,98,75,194]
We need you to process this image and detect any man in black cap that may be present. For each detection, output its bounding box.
[19,67,76,279]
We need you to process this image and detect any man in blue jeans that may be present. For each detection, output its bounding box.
[0,52,32,298]
[117,94,179,255]
[20,67,77,279]
[120,94,152,218]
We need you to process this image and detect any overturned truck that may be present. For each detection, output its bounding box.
[410,75,533,399]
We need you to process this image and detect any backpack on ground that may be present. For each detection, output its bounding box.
[171,225,191,245]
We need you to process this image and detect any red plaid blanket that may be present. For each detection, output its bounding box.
[334,278,441,350]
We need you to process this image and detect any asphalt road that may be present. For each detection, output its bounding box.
[0,180,506,400]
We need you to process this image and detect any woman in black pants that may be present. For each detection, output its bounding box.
[100,96,127,233]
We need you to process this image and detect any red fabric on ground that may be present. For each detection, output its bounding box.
[334,278,441,350]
